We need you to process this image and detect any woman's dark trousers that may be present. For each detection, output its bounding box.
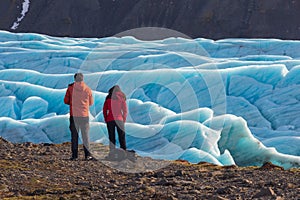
[107,120,126,151]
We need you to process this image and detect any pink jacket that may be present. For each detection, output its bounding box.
[103,91,127,122]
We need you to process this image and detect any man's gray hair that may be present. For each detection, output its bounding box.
[74,73,83,82]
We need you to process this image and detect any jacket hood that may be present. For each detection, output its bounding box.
[112,91,126,100]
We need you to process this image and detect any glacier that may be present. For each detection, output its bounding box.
[0,30,300,169]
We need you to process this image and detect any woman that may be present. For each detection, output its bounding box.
[103,85,127,157]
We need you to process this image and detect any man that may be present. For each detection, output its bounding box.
[64,73,94,160]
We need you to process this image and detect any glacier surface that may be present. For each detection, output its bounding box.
[0,30,300,169]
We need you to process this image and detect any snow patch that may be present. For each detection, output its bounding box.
[11,0,30,30]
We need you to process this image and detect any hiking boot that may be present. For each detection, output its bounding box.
[70,157,78,161]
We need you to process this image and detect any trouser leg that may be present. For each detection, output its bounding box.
[107,121,116,151]
[80,118,91,158]
[69,116,79,158]
[116,120,126,150]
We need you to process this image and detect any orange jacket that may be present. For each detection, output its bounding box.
[64,82,93,117]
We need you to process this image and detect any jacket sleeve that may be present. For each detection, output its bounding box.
[89,89,94,106]
[103,100,108,121]
[122,100,127,122]
[64,87,70,105]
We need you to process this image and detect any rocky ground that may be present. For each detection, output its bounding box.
[0,137,299,200]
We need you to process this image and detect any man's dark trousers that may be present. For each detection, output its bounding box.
[69,116,91,159]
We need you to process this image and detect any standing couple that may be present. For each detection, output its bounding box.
[64,73,127,161]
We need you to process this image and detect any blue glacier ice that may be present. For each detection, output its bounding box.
[0,30,300,169]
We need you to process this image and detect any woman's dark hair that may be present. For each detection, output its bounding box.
[106,85,126,100]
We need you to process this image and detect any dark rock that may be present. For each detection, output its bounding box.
[216,186,233,195]
[157,178,177,186]
[1,0,300,40]
[43,143,54,146]
[30,189,47,196]
[175,170,184,176]
[253,187,276,198]
[153,171,166,178]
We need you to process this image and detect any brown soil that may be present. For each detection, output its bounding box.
[0,137,299,200]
